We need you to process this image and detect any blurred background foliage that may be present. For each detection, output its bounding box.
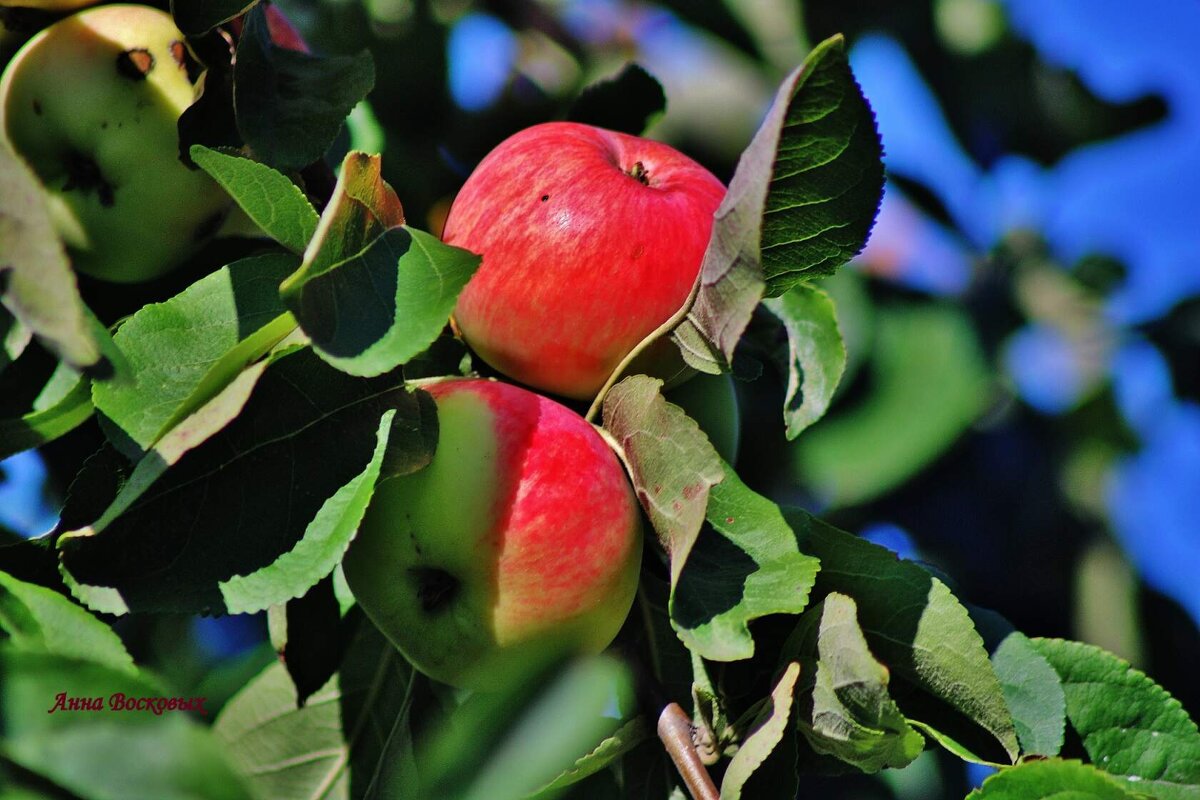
[2,0,1197,796]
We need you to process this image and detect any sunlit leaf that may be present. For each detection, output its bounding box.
[721,662,801,799]
[602,375,724,587]
[790,593,924,772]
[0,571,133,674]
[190,146,320,253]
[92,253,298,456]
[991,632,1066,757]
[967,759,1143,800]
[763,284,846,439]
[672,464,818,660]
[785,509,1019,763]
[0,141,109,375]
[1032,637,1200,799]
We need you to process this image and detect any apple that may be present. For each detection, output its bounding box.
[0,1,100,10]
[0,4,229,283]
[443,121,726,400]
[229,3,311,54]
[342,378,643,688]
[664,371,741,465]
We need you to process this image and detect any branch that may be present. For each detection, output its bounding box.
[658,702,719,800]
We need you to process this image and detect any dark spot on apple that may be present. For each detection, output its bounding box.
[632,244,645,259]
[32,99,42,115]
[100,121,108,129]
[62,152,115,208]
[116,48,155,81]
[627,160,650,186]
[412,567,460,614]
[169,40,187,68]
[193,210,225,242]
[541,194,550,202]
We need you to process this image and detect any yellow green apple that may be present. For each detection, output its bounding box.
[0,4,229,282]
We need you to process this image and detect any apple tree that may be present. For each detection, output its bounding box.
[1,2,1197,799]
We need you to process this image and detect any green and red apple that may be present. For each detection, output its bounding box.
[0,4,229,282]
[342,378,643,688]
[443,121,726,400]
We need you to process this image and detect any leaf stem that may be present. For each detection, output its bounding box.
[584,273,702,424]
[658,702,719,800]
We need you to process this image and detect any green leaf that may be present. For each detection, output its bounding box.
[568,63,667,136]
[215,614,419,799]
[0,140,108,375]
[423,655,637,800]
[792,593,924,772]
[967,759,1144,800]
[234,5,375,171]
[759,36,884,295]
[171,0,258,36]
[1032,637,1200,799]
[0,362,92,460]
[59,349,437,616]
[529,718,650,798]
[92,253,298,455]
[288,151,406,282]
[763,285,846,440]
[0,649,254,800]
[691,651,732,763]
[0,571,134,674]
[0,307,29,373]
[672,462,819,660]
[785,509,1019,764]
[602,375,725,587]
[721,662,801,799]
[347,101,387,155]
[670,34,883,373]
[290,226,480,377]
[279,151,479,377]
[792,304,990,508]
[991,632,1066,757]
[190,146,320,253]
[84,357,275,548]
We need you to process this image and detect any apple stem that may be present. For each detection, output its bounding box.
[628,160,651,185]
[658,702,719,800]
[584,273,703,424]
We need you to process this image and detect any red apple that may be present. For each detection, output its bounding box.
[229,2,310,54]
[342,378,643,688]
[443,121,726,400]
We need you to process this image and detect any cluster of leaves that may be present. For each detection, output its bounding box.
[1,2,1197,798]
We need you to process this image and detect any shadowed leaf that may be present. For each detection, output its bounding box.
[234,5,374,171]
